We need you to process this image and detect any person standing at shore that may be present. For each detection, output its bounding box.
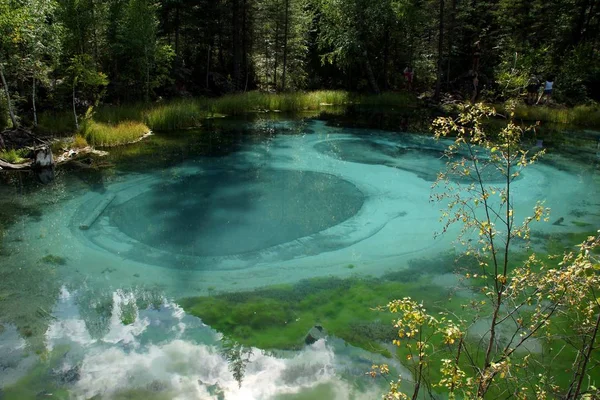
[526,74,541,104]
[537,76,554,104]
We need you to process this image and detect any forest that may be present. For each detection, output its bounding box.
[1,0,600,132]
[2,1,600,399]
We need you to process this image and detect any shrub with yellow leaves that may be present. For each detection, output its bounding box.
[375,103,600,399]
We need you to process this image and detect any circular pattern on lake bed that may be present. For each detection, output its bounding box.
[315,138,519,183]
[109,169,364,257]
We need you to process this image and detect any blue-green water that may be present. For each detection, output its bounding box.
[0,119,599,399]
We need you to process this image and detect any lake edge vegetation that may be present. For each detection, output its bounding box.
[370,104,600,399]
[1,0,600,140]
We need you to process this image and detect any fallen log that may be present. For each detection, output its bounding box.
[0,158,32,169]
[0,146,108,171]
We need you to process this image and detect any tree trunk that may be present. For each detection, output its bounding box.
[232,0,242,90]
[175,5,180,56]
[434,0,445,101]
[242,0,248,91]
[206,44,211,89]
[145,45,150,102]
[32,77,37,127]
[72,80,79,130]
[0,62,18,128]
[91,0,99,63]
[571,310,600,399]
[382,24,390,91]
[572,0,592,45]
[274,20,280,90]
[281,0,289,91]
[264,31,270,89]
[217,29,226,72]
[364,53,380,94]
[446,0,456,84]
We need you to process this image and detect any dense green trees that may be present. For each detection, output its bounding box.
[0,0,599,128]
[1,0,62,128]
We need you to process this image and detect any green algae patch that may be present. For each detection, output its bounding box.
[40,254,67,266]
[536,229,600,255]
[180,253,472,354]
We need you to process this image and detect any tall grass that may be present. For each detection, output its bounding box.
[207,90,353,115]
[144,99,207,131]
[505,104,600,128]
[35,91,423,139]
[81,120,149,147]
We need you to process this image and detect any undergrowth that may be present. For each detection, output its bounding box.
[0,148,29,164]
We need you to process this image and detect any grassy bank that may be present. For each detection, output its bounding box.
[497,103,600,128]
[32,94,600,145]
[144,99,210,131]
[80,120,150,147]
[36,91,418,137]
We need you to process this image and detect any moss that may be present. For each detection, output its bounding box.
[538,230,600,255]
[571,220,592,227]
[181,272,460,353]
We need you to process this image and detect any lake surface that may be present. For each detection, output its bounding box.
[1,118,599,399]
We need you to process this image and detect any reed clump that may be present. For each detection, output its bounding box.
[81,120,149,147]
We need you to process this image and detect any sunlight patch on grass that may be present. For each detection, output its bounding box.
[0,148,29,164]
[81,120,149,147]
[498,104,600,127]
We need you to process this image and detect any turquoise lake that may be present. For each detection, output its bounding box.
[1,118,599,399]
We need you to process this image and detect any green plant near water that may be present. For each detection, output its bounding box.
[144,99,206,131]
[502,103,600,128]
[80,119,149,147]
[371,103,600,399]
[33,91,419,139]
[72,135,88,149]
[0,148,29,164]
